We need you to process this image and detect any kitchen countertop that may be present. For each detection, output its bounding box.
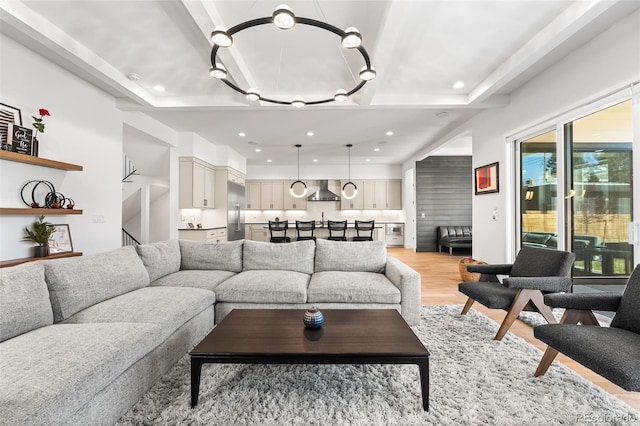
[178,227,226,231]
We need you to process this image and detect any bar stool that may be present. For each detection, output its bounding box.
[327,220,347,241]
[268,220,290,243]
[352,220,374,241]
[295,220,316,242]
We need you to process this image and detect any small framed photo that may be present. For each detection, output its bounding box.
[475,162,499,195]
[0,102,22,151]
[48,224,74,255]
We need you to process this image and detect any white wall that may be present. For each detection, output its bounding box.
[404,9,640,263]
[0,34,123,258]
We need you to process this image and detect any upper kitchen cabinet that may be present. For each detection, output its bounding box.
[246,181,261,210]
[386,180,402,210]
[179,157,215,209]
[362,179,402,210]
[260,181,284,210]
[283,180,307,210]
[340,179,364,210]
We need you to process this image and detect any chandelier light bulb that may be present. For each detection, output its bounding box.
[209,63,227,79]
[341,27,362,48]
[273,4,295,29]
[291,96,305,108]
[334,89,348,102]
[210,26,232,47]
[246,88,260,101]
[359,66,376,81]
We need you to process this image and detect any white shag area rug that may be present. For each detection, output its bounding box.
[117,305,639,426]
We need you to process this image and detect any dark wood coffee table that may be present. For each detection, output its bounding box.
[190,309,430,410]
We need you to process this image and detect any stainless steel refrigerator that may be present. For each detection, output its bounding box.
[227,181,246,241]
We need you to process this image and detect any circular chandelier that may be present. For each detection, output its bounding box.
[209,4,376,107]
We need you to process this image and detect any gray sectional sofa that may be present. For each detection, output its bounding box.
[0,238,420,425]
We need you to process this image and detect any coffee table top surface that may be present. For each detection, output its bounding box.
[191,309,429,358]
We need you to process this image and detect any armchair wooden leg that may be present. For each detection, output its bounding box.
[528,290,557,324]
[580,310,600,326]
[494,289,533,341]
[461,298,475,315]
[534,346,560,377]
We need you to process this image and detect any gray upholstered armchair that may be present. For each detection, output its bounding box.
[458,245,576,340]
[534,265,640,391]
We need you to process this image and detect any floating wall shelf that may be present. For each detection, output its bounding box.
[0,151,83,171]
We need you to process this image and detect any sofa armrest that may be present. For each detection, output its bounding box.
[385,257,421,326]
[543,292,622,311]
[503,276,573,292]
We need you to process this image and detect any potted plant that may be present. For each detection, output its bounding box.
[23,215,55,257]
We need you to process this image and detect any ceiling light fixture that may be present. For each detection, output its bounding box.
[307,131,314,136]
[342,144,357,200]
[290,144,308,198]
[386,131,394,136]
[453,81,465,89]
[209,4,374,106]
[153,85,166,92]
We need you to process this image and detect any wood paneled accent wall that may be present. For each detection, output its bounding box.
[416,156,472,252]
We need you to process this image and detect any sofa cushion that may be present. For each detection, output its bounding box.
[308,271,401,304]
[215,270,309,303]
[150,269,235,291]
[44,246,150,322]
[63,287,215,341]
[315,239,386,273]
[179,239,243,273]
[0,322,163,426]
[243,240,315,274]
[135,239,181,282]
[0,262,53,342]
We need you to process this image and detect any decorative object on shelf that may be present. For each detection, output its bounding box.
[31,108,50,138]
[20,180,69,209]
[0,102,22,151]
[48,224,73,255]
[458,258,488,282]
[8,124,33,156]
[23,215,55,257]
[342,144,357,200]
[303,306,324,329]
[474,162,499,195]
[290,144,308,198]
[65,198,75,209]
[208,4,375,106]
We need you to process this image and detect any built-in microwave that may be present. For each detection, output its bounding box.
[386,224,403,236]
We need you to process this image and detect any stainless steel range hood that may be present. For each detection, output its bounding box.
[307,180,340,201]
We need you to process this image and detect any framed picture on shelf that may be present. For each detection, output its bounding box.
[8,124,33,155]
[48,224,74,255]
[0,103,22,151]
[474,162,499,195]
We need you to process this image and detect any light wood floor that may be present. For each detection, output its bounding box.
[387,248,640,411]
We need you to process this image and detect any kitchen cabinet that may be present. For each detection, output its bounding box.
[178,228,227,243]
[340,179,364,210]
[386,180,402,210]
[228,168,245,186]
[363,180,386,209]
[246,181,261,210]
[179,157,215,209]
[250,224,269,242]
[260,181,284,210]
[283,181,307,210]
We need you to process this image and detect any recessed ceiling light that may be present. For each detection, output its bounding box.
[366,159,371,162]
[313,159,318,162]
[267,159,272,163]
[374,148,380,152]
[453,81,465,89]
[436,111,449,119]
[127,73,141,81]
[238,132,246,137]
[307,131,314,136]
[255,148,261,152]
[386,131,394,136]
[153,85,166,92]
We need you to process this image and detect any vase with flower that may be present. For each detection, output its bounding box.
[30,108,50,157]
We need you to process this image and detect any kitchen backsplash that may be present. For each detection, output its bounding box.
[245,201,404,224]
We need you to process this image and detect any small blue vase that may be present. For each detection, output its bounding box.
[303,307,324,329]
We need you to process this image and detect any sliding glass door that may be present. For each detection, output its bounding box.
[518,99,634,283]
[566,100,633,279]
